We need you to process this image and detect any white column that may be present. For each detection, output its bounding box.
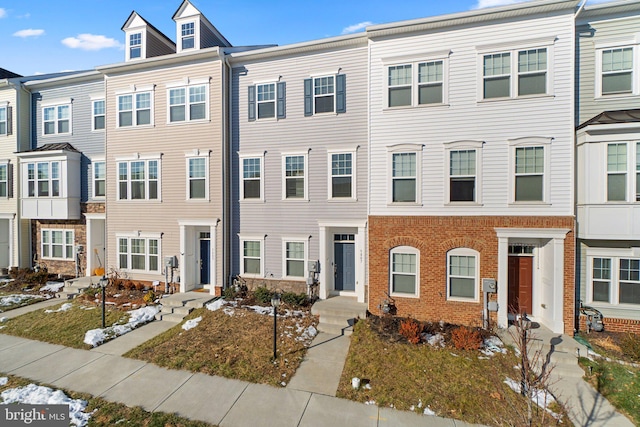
[210,224,217,295]
[552,237,565,333]
[318,225,328,299]
[86,218,93,276]
[357,225,366,303]
[497,236,509,329]
[179,224,186,293]
[9,214,15,268]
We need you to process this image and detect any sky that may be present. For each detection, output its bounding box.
[1,0,617,77]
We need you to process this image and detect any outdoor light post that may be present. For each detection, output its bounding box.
[271,292,281,360]
[100,275,108,329]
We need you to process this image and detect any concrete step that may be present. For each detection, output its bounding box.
[317,313,358,327]
[155,312,185,323]
[311,296,367,337]
[317,322,354,336]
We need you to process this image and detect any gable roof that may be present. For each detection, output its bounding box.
[121,11,176,50]
[578,109,640,130]
[0,68,21,79]
[172,0,231,47]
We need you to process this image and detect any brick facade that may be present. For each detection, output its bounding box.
[579,315,640,334]
[368,216,575,334]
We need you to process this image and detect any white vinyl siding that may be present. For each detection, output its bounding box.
[41,229,74,260]
[43,104,71,135]
[390,246,419,297]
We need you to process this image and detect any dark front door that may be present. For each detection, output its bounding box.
[508,256,533,314]
[199,239,210,285]
[334,242,355,291]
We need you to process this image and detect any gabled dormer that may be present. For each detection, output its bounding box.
[172,0,231,53]
[122,11,176,62]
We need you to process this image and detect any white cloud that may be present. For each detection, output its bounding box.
[474,0,526,9]
[13,28,44,38]
[0,8,7,18]
[342,21,373,35]
[61,34,122,51]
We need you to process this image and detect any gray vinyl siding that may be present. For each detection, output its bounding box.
[200,21,227,48]
[231,45,369,279]
[30,78,105,203]
[103,59,225,284]
[146,31,175,58]
[577,13,640,125]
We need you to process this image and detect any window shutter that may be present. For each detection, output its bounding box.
[277,82,286,119]
[6,106,12,135]
[336,74,346,114]
[304,78,313,116]
[7,163,13,198]
[248,85,256,122]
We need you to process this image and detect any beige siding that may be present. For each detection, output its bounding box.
[104,58,224,285]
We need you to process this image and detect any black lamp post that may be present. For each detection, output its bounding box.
[100,275,108,328]
[271,292,281,360]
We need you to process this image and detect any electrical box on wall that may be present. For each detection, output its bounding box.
[308,260,319,273]
[164,256,177,268]
[482,278,497,293]
[488,301,498,312]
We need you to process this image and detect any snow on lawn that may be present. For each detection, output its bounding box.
[481,336,507,356]
[0,294,44,307]
[0,380,91,426]
[40,281,65,293]
[182,316,202,331]
[504,378,561,420]
[44,303,73,313]
[83,305,160,347]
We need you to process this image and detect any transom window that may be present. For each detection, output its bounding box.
[118,236,159,272]
[285,241,305,278]
[92,100,105,130]
[0,164,8,197]
[447,249,478,301]
[129,33,142,59]
[93,161,105,198]
[0,106,7,135]
[449,150,476,202]
[607,143,627,201]
[330,153,353,198]
[392,153,416,203]
[41,229,74,260]
[601,48,633,95]
[243,241,261,275]
[241,157,261,200]
[43,105,70,135]
[118,92,152,127]
[314,76,335,114]
[169,85,206,122]
[257,84,276,119]
[181,22,195,50]
[188,157,206,199]
[284,155,306,199]
[27,161,60,197]
[515,146,544,202]
[118,159,159,200]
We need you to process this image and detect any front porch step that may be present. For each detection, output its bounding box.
[154,291,216,323]
[59,276,101,299]
[155,312,187,323]
[311,296,367,336]
[316,322,355,336]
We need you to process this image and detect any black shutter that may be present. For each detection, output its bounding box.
[336,74,346,114]
[7,163,13,198]
[6,106,12,135]
[304,78,313,116]
[248,85,256,122]
[277,82,286,119]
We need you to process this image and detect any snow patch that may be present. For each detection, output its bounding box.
[504,378,560,419]
[40,281,65,292]
[423,407,436,416]
[45,303,73,313]
[0,377,7,386]
[0,294,44,307]
[83,305,160,347]
[481,336,507,356]
[206,299,227,312]
[421,332,445,347]
[182,316,202,331]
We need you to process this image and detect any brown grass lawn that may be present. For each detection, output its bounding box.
[0,301,126,349]
[0,375,216,427]
[338,319,569,427]
[125,305,317,387]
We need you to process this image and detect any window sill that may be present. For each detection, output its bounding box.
[327,198,358,203]
[91,129,105,133]
[508,201,551,206]
[282,198,310,202]
[477,94,553,103]
[586,302,640,312]
[282,276,306,281]
[240,273,263,279]
[390,292,419,299]
[116,124,155,130]
[42,258,74,262]
[185,198,210,202]
[42,133,73,137]
[595,93,638,101]
[166,119,210,126]
[386,202,423,207]
[240,199,265,203]
[384,103,450,111]
[116,199,163,203]
[445,202,483,207]
[447,297,480,303]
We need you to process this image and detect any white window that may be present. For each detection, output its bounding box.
[0,105,7,135]
[240,156,262,200]
[43,104,71,135]
[601,47,633,95]
[620,258,640,305]
[92,100,105,130]
[181,22,195,50]
[0,163,8,197]
[518,49,547,96]
[447,248,479,301]
[240,238,263,277]
[329,151,355,199]
[588,254,640,306]
[283,154,307,200]
[449,150,476,202]
[607,143,627,201]
[117,159,159,200]
[187,156,207,200]
[313,76,335,113]
[129,33,142,59]
[389,246,419,297]
[26,161,60,198]
[592,257,612,303]
[168,85,207,122]
[117,92,152,127]
[117,236,160,272]
[483,53,511,99]
[387,144,422,205]
[41,229,74,260]
[283,240,306,278]
[388,65,412,107]
[515,146,544,202]
[93,161,105,198]
[418,61,444,104]
[386,57,447,108]
[257,83,276,119]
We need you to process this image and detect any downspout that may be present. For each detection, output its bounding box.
[222,51,231,292]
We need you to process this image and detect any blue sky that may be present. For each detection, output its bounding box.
[1,0,614,76]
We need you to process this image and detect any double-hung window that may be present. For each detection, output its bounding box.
[518,49,547,96]
[0,163,8,197]
[447,249,479,301]
[92,100,105,130]
[601,47,633,95]
[329,152,354,199]
[284,240,305,278]
[388,65,412,107]
[41,229,74,260]
[592,257,612,303]
[248,82,286,121]
[187,156,207,200]
[43,104,70,135]
[240,156,262,200]
[386,57,446,107]
[117,236,160,272]
[514,146,544,202]
[0,105,8,135]
[283,154,307,200]
[392,153,416,203]
[620,258,640,304]
[483,53,511,99]
[27,161,60,197]
[303,74,346,116]
[169,84,207,122]
[242,240,262,276]
[181,22,195,50]
[93,161,105,198]
[589,254,640,306]
[607,143,627,201]
[129,33,142,59]
[117,92,152,127]
[257,84,275,119]
[418,61,444,104]
[390,246,419,296]
[449,150,476,202]
[117,159,159,200]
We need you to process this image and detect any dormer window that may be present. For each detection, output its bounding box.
[130,33,142,59]
[181,22,195,50]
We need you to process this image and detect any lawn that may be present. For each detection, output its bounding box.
[0,301,127,349]
[337,318,568,427]
[125,300,317,387]
[0,374,216,427]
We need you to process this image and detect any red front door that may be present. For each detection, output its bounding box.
[508,256,533,315]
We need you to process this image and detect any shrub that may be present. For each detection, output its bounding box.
[451,326,483,350]
[124,280,137,291]
[135,282,146,291]
[281,291,308,308]
[620,333,640,362]
[143,290,155,305]
[253,286,274,304]
[399,318,422,344]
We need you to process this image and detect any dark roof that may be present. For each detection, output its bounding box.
[29,143,80,153]
[0,68,21,79]
[578,109,640,130]
[121,11,176,48]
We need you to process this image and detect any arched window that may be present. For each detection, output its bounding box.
[447,248,479,301]
[389,246,419,297]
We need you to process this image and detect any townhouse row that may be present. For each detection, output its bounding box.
[1,0,639,334]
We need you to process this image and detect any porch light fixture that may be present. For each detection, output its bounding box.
[271,292,281,360]
[99,275,108,328]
